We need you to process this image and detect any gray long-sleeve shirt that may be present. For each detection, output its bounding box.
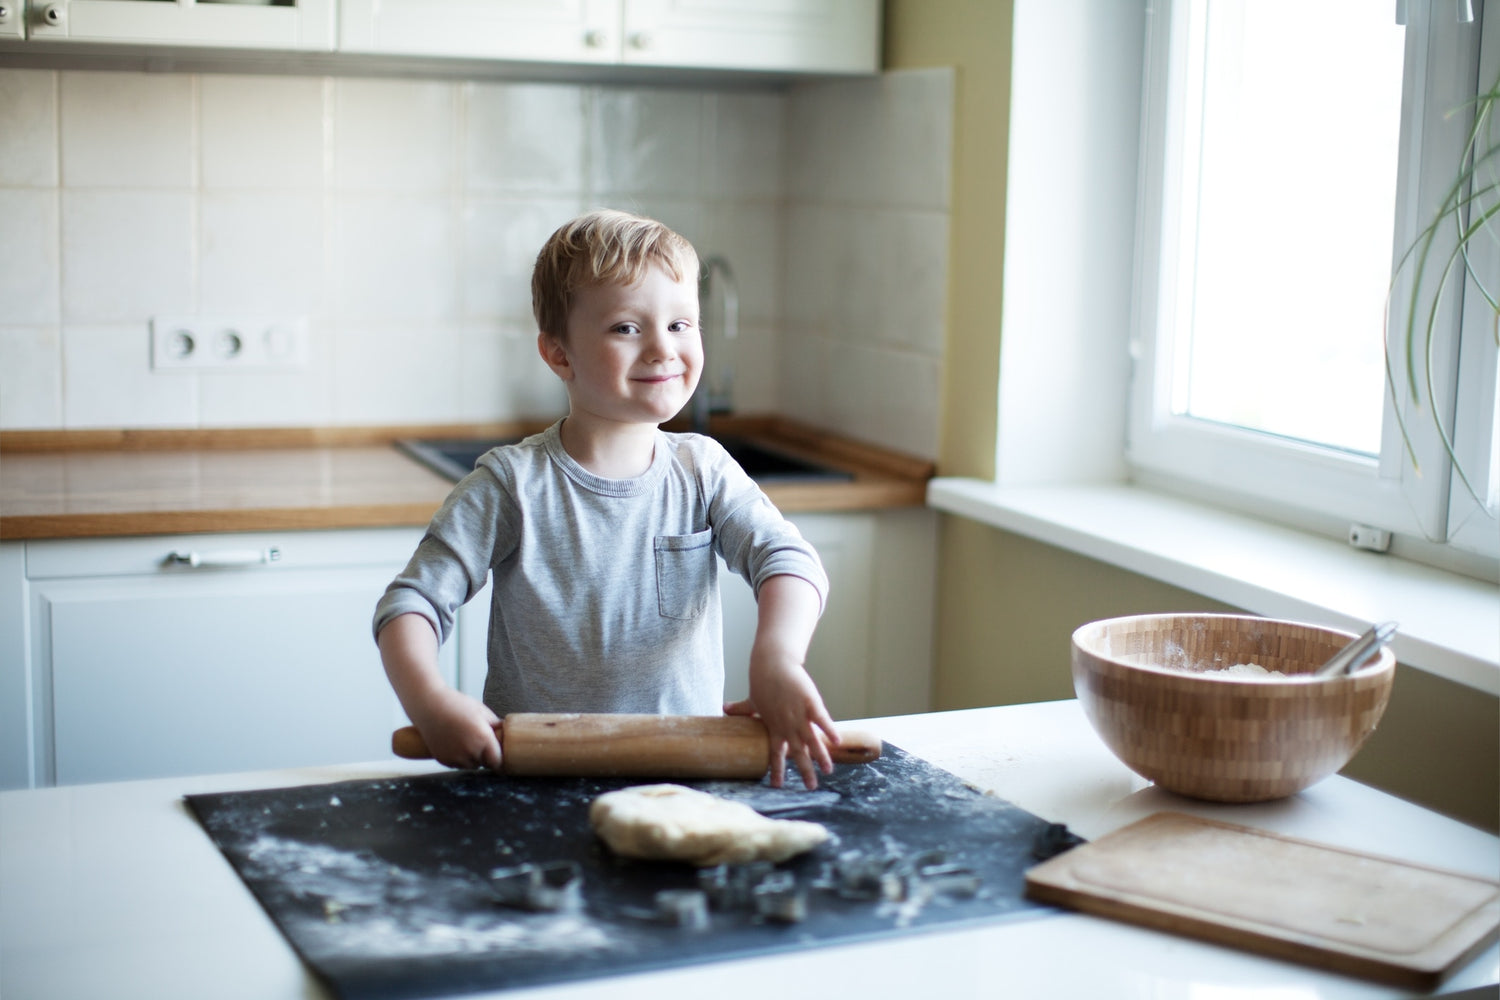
[373,420,829,717]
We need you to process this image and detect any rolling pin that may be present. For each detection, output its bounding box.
[391,712,882,779]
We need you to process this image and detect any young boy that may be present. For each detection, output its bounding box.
[373,209,839,789]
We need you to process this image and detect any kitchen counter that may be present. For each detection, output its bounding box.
[3,699,1495,1000]
[0,416,934,540]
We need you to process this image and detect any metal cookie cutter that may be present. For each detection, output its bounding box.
[752,870,808,923]
[697,861,776,910]
[487,860,583,912]
[654,888,711,931]
[833,851,906,901]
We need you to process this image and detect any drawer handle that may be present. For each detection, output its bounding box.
[166,547,281,569]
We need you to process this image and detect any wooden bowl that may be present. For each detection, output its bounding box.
[1071,613,1396,803]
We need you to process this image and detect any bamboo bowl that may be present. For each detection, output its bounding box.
[1071,614,1396,803]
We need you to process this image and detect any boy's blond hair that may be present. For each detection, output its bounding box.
[532,210,700,340]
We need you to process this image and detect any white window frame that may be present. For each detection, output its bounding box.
[1127,0,1498,563]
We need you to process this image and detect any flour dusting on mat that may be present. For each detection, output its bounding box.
[239,833,617,960]
[184,748,1062,1000]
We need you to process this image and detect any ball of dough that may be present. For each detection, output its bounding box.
[589,784,830,866]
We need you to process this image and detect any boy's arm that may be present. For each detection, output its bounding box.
[378,612,502,770]
[725,574,839,790]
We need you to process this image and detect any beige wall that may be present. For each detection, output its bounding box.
[883,0,1499,833]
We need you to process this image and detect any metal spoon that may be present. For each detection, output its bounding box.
[1315,621,1398,677]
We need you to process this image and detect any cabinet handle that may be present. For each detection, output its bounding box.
[165,547,281,569]
[0,6,12,26]
[41,3,64,27]
[629,31,652,50]
[583,28,609,49]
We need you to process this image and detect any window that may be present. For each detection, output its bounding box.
[1128,0,1498,562]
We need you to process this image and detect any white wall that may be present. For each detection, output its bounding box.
[995,0,1144,485]
[0,65,954,461]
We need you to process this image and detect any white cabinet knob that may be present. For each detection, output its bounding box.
[584,28,608,49]
[629,32,652,50]
[42,3,65,27]
[0,6,12,25]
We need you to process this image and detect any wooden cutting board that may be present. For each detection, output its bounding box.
[1025,811,1500,990]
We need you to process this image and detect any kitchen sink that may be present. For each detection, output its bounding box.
[396,434,854,484]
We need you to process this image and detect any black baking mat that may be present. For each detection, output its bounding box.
[186,744,1064,1000]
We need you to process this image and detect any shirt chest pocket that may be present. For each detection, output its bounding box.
[653,529,714,620]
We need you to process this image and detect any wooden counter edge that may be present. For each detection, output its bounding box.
[0,504,444,540]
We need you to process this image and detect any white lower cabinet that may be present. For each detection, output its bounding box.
[1,510,933,789]
[721,510,937,721]
[1,528,452,789]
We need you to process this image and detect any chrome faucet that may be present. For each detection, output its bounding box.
[692,255,738,436]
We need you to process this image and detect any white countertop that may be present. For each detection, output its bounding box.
[3,700,1497,1000]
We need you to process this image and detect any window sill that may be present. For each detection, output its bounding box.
[926,478,1499,696]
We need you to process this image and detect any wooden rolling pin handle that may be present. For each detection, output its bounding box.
[391,721,502,761]
[389,716,882,770]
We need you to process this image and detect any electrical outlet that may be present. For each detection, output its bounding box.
[151,316,310,372]
[1347,523,1392,553]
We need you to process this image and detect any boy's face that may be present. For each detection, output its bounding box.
[539,264,703,430]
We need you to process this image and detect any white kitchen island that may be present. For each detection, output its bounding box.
[2,700,1496,1000]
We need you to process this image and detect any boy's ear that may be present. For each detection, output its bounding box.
[537,332,572,381]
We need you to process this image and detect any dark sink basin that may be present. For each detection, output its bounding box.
[715,435,854,483]
[396,434,853,485]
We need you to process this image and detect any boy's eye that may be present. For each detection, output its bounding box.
[669,320,695,334]
[612,323,639,336]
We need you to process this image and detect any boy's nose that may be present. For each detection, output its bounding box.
[642,327,677,359]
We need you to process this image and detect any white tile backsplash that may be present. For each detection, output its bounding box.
[0,326,63,428]
[0,70,59,187]
[330,321,461,425]
[61,190,195,323]
[334,78,456,193]
[62,324,197,428]
[200,356,333,428]
[701,91,785,201]
[332,194,458,323]
[588,88,703,198]
[2,65,955,459]
[460,196,581,323]
[60,72,196,189]
[200,191,326,316]
[201,75,328,191]
[466,83,586,195]
[0,188,61,325]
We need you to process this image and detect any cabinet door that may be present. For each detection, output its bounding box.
[25,0,336,50]
[622,0,879,73]
[338,0,619,63]
[0,4,22,40]
[30,555,449,785]
[719,512,875,719]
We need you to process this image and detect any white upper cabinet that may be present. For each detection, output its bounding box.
[622,0,879,74]
[18,0,337,50]
[339,0,879,74]
[339,0,619,64]
[4,0,878,74]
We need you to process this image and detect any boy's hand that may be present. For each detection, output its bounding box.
[408,688,503,771]
[379,612,501,771]
[731,574,835,790]
[726,655,840,790]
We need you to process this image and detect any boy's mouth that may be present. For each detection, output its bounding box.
[634,371,686,384]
